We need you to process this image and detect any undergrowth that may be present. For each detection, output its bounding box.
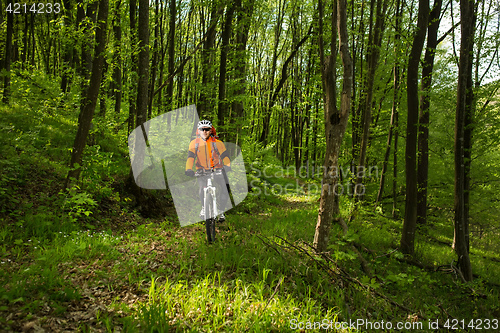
[1,70,499,332]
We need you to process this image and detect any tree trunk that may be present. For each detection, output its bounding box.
[2,3,13,103]
[128,0,138,134]
[390,0,403,217]
[400,0,429,255]
[350,0,366,182]
[313,0,352,252]
[0,0,4,27]
[258,0,286,145]
[355,0,388,198]
[392,97,399,219]
[453,0,475,282]
[99,61,108,118]
[148,0,160,119]
[376,87,398,203]
[199,7,218,116]
[65,0,109,188]
[165,0,176,111]
[260,23,312,145]
[417,0,442,225]
[231,0,255,144]
[78,1,99,115]
[218,4,235,137]
[112,0,122,114]
[60,0,73,93]
[22,9,28,67]
[136,0,150,127]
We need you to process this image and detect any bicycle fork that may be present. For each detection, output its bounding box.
[204,178,218,219]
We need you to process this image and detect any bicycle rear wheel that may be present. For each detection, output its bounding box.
[204,193,216,243]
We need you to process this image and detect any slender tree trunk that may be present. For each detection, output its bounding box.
[126,0,150,202]
[390,0,404,218]
[417,0,442,225]
[165,0,176,111]
[218,4,235,137]
[112,0,122,114]
[30,12,35,67]
[148,0,160,119]
[393,92,399,218]
[156,1,165,112]
[376,89,397,203]
[65,0,109,188]
[128,0,138,134]
[259,0,285,145]
[453,0,475,282]
[2,3,13,103]
[231,0,254,144]
[79,1,99,115]
[136,0,150,127]
[400,0,429,255]
[22,9,28,67]
[375,0,403,205]
[314,0,352,252]
[99,61,108,118]
[350,0,366,181]
[60,0,73,93]
[260,24,312,145]
[355,0,388,198]
[199,7,218,116]
[0,0,4,27]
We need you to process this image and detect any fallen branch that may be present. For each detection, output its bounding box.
[272,236,447,328]
[255,234,284,259]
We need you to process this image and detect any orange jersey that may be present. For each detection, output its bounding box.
[186,137,230,171]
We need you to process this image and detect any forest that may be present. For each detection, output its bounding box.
[0,0,499,331]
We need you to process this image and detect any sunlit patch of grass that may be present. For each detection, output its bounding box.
[135,273,341,332]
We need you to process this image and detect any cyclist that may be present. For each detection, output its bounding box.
[185,120,231,221]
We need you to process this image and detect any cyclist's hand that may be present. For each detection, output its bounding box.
[224,165,232,173]
[185,169,195,177]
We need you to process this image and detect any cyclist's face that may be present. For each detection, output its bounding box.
[200,127,211,139]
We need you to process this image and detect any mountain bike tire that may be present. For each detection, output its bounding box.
[204,192,216,243]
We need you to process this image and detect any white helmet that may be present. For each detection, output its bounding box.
[197,119,212,129]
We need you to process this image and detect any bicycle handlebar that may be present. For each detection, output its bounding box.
[194,168,224,177]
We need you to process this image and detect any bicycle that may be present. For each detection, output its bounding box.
[195,168,224,243]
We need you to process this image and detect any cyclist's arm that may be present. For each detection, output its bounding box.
[218,141,231,167]
[186,141,196,171]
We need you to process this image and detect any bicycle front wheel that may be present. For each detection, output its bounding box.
[204,192,216,243]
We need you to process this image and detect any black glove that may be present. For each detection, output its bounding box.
[224,165,232,173]
[185,169,195,177]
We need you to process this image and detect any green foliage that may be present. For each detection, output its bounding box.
[1,33,500,330]
[62,185,98,220]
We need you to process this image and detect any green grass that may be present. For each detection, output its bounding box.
[1,69,499,331]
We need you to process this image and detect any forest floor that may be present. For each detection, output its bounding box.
[1,171,500,332]
[1,74,500,332]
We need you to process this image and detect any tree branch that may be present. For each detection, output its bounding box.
[153,7,224,97]
[436,21,460,45]
[270,24,314,103]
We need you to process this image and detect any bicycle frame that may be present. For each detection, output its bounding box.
[204,173,218,220]
[196,168,223,242]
